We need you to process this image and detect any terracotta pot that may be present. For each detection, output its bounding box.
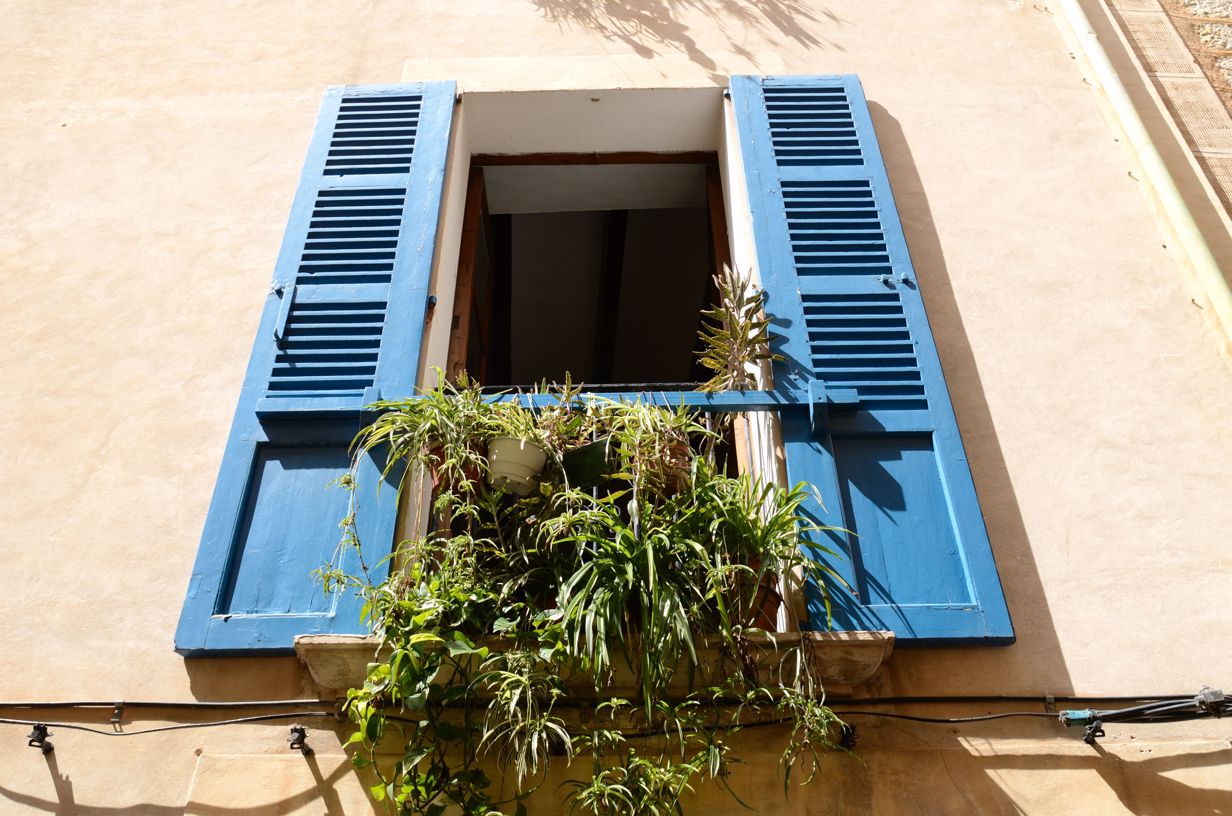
[427,444,484,489]
[746,557,783,631]
[751,579,783,631]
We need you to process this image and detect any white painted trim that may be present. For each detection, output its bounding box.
[721,95,801,631]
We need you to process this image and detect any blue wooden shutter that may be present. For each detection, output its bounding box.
[731,75,1013,643]
[176,82,456,654]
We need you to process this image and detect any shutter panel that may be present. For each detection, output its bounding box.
[731,75,1013,643]
[176,82,456,654]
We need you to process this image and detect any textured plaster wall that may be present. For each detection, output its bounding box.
[1,0,1230,812]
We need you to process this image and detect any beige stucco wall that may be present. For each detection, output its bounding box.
[1,0,1230,812]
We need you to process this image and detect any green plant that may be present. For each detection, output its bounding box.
[354,371,491,523]
[531,375,599,454]
[695,263,781,393]
[485,399,545,446]
[324,380,848,815]
[596,400,709,497]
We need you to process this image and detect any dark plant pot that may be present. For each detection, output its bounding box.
[562,437,613,488]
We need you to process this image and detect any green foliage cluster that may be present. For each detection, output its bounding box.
[322,376,846,815]
[696,264,781,393]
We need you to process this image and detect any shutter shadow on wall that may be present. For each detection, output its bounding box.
[176,82,456,654]
[731,75,1014,643]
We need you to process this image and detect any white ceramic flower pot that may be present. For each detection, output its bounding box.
[487,437,548,495]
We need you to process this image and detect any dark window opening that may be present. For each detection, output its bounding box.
[448,154,730,390]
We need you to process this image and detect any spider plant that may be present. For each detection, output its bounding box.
[696,263,781,393]
[329,381,847,815]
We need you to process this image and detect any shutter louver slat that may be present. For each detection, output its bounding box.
[293,188,408,286]
[272,291,387,396]
[268,153,414,396]
[803,287,926,408]
[765,86,862,166]
[324,95,421,176]
[782,179,928,407]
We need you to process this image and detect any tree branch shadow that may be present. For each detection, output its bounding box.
[527,0,843,82]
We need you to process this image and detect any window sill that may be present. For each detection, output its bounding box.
[295,630,894,698]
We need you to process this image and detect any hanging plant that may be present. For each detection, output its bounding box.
[320,374,849,816]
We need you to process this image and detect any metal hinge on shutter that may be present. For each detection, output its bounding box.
[273,284,297,348]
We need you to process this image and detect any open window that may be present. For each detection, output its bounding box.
[446,155,731,390]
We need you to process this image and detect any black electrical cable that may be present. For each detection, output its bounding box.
[620,695,1231,735]
[0,693,1198,711]
[833,710,1057,724]
[1087,699,1196,719]
[507,710,1067,742]
[0,699,334,710]
[2,693,1224,740]
[829,694,1189,705]
[539,701,1227,741]
[3,702,1226,742]
[1055,694,1231,730]
[0,712,339,736]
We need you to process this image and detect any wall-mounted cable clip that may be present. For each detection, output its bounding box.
[1196,687,1225,717]
[27,724,52,754]
[1082,719,1105,745]
[1058,707,1104,742]
[288,725,313,756]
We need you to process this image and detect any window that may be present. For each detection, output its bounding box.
[175,76,1013,655]
[447,157,724,389]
